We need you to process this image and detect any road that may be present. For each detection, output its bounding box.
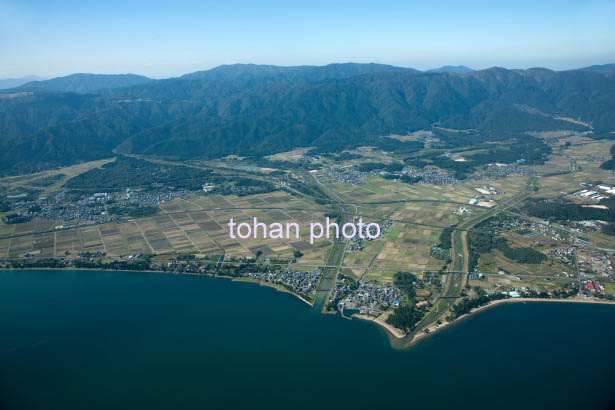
[410,176,538,336]
[310,171,356,311]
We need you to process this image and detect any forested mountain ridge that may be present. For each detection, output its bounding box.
[0,63,614,175]
[0,76,47,90]
[577,63,615,73]
[179,62,414,82]
[14,73,153,94]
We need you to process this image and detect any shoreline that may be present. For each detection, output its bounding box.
[0,266,315,307]
[5,267,615,348]
[354,297,615,349]
[230,277,314,306]
[353,314,405,338]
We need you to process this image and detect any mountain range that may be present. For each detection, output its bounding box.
[10,73,152,93]
[0,76,47,90]
[427,66,475,74]
[0,62,614,175]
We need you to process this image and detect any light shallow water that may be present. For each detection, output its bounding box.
[1,269,614,410]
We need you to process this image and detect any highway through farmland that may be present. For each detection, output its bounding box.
[407,177,538,340]
[310,172,355,311]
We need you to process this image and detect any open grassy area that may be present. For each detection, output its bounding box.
[329,176,480,205]
[461,175,530,201]
[604,283,615,295]
[0,158,115,196]
[477,250,571,277]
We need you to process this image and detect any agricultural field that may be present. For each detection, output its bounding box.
[369,225,444,272]
[530,135,615,198]
[565,140,613,159]
[342,201,466,278]
[0,190,334,264]
[328,175,479,205]
[535,165,614,198]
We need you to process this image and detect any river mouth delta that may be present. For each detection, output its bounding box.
[1,269,615,410]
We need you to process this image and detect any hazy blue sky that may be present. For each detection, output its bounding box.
[1,0,614,78]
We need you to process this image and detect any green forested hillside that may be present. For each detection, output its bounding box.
[15,73,152,93]
[0,64,613,175]
[65,157,215,191]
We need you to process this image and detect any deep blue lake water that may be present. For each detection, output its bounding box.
[1,270,614,410]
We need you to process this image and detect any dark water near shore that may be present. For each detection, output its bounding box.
[1,270,615,410]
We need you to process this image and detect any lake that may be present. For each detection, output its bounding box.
[1,269,614,410]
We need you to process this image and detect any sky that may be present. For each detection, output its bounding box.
[1,0,614,79]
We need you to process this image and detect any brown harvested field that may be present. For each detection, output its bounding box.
[0,190,333,263]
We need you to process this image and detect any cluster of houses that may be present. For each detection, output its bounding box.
[9,189,188,223]
[325,166,368,185]
[549,247,576,266]
[326,163,461,186]
[325,158,538,188]
[348,219,392,251]
[468,163,536,181]
[338,281,404,316]
[241,267,324,300]
[327,274,357,311]
[490,216,567,243]
[577,249,614,279]
[401,166,459,185]
[582,279,605,294]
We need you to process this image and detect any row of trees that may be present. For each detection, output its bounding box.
[599,143,615,170]
[450,288,509,318]
[468,229,546,271]
[403,136,551,178]
[393,271,418,299]
[524,198,615,222]
[386,304,425,333]
[385,272,425,332]
[524,197,615,236]
[66,156,217,191]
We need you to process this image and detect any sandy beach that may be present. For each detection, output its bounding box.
[353,314,405,338]
[355,297,615,348]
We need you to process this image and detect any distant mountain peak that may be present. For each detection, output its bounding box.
[427,65,475,74]
[179,62,413,82]
[17,73,152,93]
[576,63,615,73]
[0,75,47,90]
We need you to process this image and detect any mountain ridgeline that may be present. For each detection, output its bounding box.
[0,76,47,90]
[14,73,153,94]
[0,63,614,175]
